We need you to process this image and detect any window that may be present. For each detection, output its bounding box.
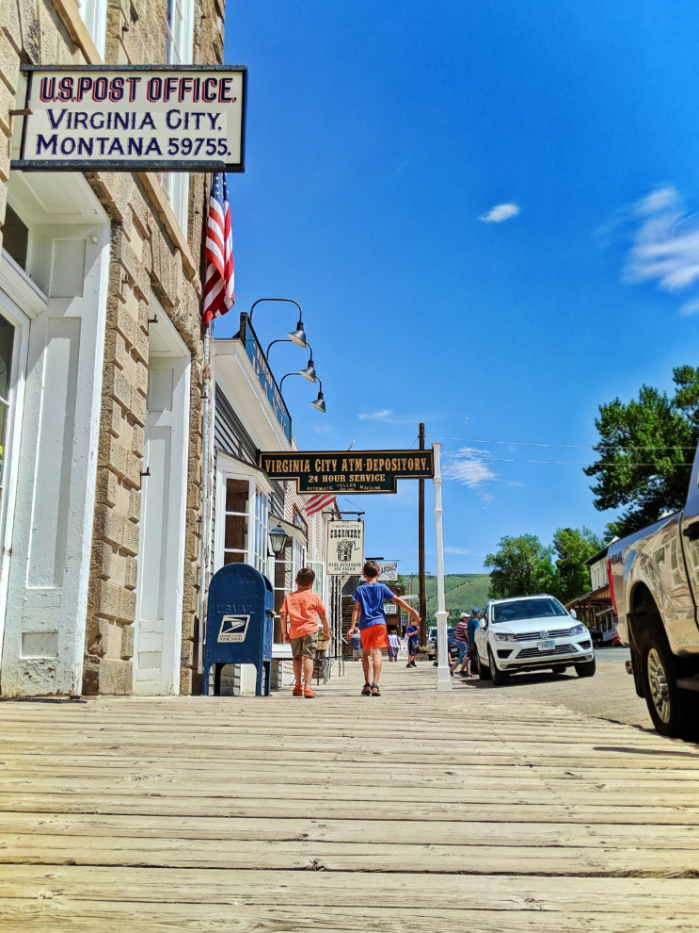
[222,476,269,574]
[167,0,194,65]
[163,0,195,236]
[2,207,28,270]
[76,0,107,58]
[253,490,269,573]
[0,317,15,518]
[223,479,249,565]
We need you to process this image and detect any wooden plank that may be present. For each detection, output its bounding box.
[2,813,699,850]
[2,865,698,912]
[1,899,697,933]
[1,833,698,875]
[0,793,697,824]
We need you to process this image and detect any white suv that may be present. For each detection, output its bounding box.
[474,595,595,685]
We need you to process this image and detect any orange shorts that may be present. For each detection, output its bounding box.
[360,624,389,650]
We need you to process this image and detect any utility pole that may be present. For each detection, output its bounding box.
[418,422,426,644]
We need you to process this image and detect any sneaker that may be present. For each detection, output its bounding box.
[292,683,303,696]
[304,686,316,698]
[459,670,468,678]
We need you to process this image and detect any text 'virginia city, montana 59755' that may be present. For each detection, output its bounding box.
[14,65,246,172]
[258,451,434,494]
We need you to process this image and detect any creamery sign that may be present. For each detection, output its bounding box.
[258,450,434,494]
[14,65,246,172]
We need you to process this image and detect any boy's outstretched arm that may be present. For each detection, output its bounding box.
[348,601,360,635]
[391,594,420,620]
[318,609,330,639]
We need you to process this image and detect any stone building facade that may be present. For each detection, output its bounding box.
[0,0,226,696]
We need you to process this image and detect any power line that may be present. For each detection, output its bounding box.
[427,434,698,451]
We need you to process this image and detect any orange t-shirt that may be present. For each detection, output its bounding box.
[282,590,327,638]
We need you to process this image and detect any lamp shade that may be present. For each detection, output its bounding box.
[268,522,289,556]
[287,320,307,347]
[311,391,326,413]
[300,357,317,382]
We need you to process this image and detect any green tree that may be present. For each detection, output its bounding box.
[484,535,555,599]
[549,527,604,603]
[584,367,699,538]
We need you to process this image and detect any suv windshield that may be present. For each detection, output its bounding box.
[492,598,567,623]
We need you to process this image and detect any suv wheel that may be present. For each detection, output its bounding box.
[575,657,596,678]
[488,648,509,686]
[477,651,490,680]
[551,665,567,675]
[639,630,697,739]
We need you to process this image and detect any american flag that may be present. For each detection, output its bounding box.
[303,493,337,517]
[203,173,234,326]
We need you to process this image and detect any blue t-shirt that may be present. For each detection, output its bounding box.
[353,582,395,630]
[467,617,479,643]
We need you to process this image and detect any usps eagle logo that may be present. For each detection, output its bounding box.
[218,614,250,643]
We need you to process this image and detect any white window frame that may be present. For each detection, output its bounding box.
[76,0,107,58]
[214,454,274,575]
[163,0,195,236]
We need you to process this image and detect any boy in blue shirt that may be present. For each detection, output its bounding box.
[348,560,421,696]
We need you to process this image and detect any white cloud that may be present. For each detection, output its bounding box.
[611,186,699,311]
[443,447,497,489]
[444,546,472,556]
[508,481,525,487]
[359,409,393,421]
[479,203,520,224]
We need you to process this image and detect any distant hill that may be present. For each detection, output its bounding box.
[398,574,491,627]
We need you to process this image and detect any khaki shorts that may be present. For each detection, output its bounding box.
[290,633,318,659]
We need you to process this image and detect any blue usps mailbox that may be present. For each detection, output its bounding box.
[203,563,275,696]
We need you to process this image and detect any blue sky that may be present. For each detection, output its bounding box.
[218,0,699,575]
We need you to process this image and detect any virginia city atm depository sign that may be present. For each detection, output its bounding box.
[258,450,434,494]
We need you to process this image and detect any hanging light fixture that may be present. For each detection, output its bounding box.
[311,377,326,413]
[280,372,327,413]
[268,522,289,556]
[249,298,308,348]
[266,339,317,383]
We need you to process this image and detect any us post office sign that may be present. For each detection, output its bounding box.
[258,450,434,494]
[327,521,364,575]
[14,65,246,172]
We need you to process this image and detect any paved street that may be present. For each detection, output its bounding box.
[448,647,652,731]
[1,660,699,931]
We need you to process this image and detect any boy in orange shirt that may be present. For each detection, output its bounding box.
[281,567,330,698]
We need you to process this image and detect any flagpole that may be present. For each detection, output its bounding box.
[198,320,212,681]
[433,442,452,691]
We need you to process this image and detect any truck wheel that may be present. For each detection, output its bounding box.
[639,630,696,739]
[477,651,491,680]
[576,657,596,678]
[488,648,509,686]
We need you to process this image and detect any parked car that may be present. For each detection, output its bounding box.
[474,595,595,686]
[607,438,699,739]
[427,625,458,660]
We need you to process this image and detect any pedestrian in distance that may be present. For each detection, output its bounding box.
[450,611,471,678]
[466,608,481,677]
[387,629,400,662]
[351,629,363,660]
[348,560,421,696]
[281,567,330,699]
[405,619,420,667]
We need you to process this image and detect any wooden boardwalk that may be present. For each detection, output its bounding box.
[1,660,698,931]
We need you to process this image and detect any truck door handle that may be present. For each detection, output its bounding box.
[683,521,699,540]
